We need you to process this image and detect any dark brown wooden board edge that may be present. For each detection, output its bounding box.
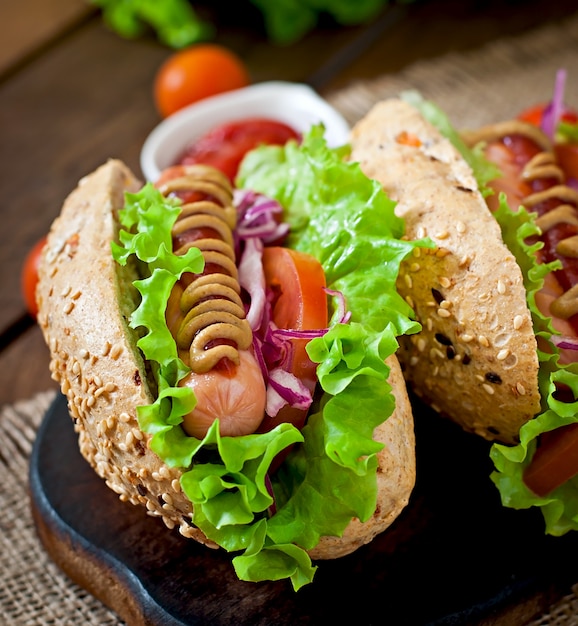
[28,395,190,626]
[28,392,578,626]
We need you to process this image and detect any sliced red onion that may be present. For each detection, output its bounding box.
[552,335,578,351]
[237,237,266,331]
[266,367,313,417]
[325,287,351,324]
[542,68,567,140]
[234,189,289,243]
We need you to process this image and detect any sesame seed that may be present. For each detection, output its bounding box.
[430,348,445,360]
[497,349,510,361]
[63,301,75,314]
[478,335,490,347]
[435,230,450,240]
[436,248,450,258]
[417,226,427,239]
[110,343,123,359]
[513,315,524,330]
[439,299,451,309]
[410,262,421,272]
[102,341,112,356]
[438,308,451,318]
[71,289,82,300]
[412,247,421,258]
[404,274,413,289]
[405,295,415,308]
[439,276,451,288]
[459,254,471,267]
[60,285,72,298]
[61,378,71,394]
[146,499,157,511]
[171,479,181,492]
[79,348,89,359]
[516,382,526,395]
[417,338,427,352]
[497,280,506,295]
[410,356,419,366]
[87,395,96,408]
[432,366,439,377]
[482,383,495,395]
[456,221,466,234]
[105,382,116,393]
[93,375,102,388]
[159,466,171,479]
[119,412,131,423]
[426,318,433,331]
[461,334,473,343]
[72,360,81,376]
[125,431,134,446]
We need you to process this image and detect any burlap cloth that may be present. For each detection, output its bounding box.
[5,12,578,625]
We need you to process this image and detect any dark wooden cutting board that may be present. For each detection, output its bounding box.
[29,392,578,625]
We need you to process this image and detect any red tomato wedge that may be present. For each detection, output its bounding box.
[177,118,300,182]
[517,103,578,126]
[21,236,47,319]
[258,246,328,433]
[524,422,578,497]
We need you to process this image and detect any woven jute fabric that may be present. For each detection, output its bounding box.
[4,11,578,626]
[0,390,123,625]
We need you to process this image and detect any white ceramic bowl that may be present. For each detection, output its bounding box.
[140,81,351,182]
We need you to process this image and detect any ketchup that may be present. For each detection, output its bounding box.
[176,118,301,182]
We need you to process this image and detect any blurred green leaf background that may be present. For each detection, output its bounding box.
[90,0,414,48]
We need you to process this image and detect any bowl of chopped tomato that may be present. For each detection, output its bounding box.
[140,81,350,183]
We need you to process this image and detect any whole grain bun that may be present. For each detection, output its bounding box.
[350,98,541,444]
[36,159,416,561]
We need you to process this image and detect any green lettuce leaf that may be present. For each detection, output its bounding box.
[113,128,427,590]
[489,195,578,535]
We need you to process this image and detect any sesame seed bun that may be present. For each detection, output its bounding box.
[350,99,541,444]
[36,159,416,560]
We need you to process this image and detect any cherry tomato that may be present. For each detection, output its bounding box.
[154,44,250,118]
[524,422,578,497]
[21,236,47,319]
[177,118,301,182]
[259,246,327,434]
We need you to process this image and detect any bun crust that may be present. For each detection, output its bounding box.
[36,159,416,561]
[350,99,541,444]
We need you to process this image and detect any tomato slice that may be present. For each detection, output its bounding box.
[259,246,327,433]
[517,103,578,126]
[177,118,300,182]
[524,422,578,497]
[21,236,47,319]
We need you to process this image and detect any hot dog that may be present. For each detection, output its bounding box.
[36,125,424,589]
[348,83,578,537]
